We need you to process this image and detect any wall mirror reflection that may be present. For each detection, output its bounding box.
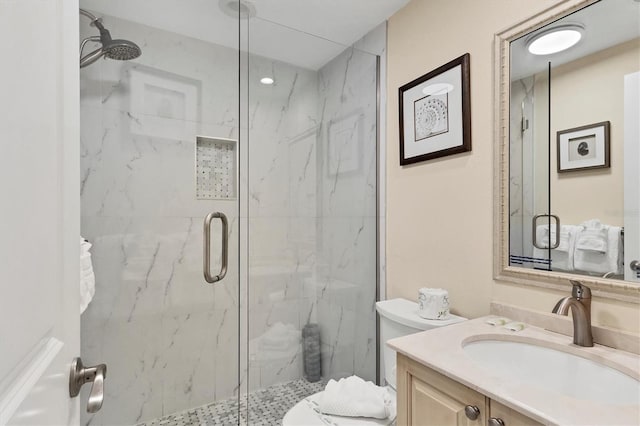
[508,0,640,284]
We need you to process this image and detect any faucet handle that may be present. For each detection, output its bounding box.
[570,281,591,300]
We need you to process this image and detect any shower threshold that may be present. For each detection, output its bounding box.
[137,378,326,426]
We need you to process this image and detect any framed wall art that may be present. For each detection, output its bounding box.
[557,121,610,173]
[399,53,471,165]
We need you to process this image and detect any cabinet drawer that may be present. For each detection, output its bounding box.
[489,400,543,426]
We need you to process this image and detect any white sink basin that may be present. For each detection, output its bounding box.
[463,339,640,405]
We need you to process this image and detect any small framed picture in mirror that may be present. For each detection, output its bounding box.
[557,121,610,173]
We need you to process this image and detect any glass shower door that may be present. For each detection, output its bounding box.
[242,16,380,424]
[79,1,241,424]
[508,51,553,272]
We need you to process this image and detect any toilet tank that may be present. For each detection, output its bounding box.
[376,298,466,389]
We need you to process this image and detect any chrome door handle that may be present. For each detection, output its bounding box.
[532,214,561,249]
[204,212,228,283]
[630,260,640,272]
[69,357,107,413]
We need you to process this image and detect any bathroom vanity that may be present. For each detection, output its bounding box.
[389,317,640,426]
[396,355,538,426]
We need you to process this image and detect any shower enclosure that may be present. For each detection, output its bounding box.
[78,1,381,424]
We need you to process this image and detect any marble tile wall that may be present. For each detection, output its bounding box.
[509,77,535,263]
[246,54,320,391]
[244,26,380,390]
[80,11,380,426]
[315,40,378,383]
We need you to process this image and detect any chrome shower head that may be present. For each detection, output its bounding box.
[79,9,141,69]
[102,39,142,61]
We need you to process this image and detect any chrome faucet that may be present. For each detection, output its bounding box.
[552,281,594,347]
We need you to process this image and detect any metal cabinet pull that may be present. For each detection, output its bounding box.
[630,260,640,272]
[464,405,480,420]
[203,212,228,283]
[488,418,506,426]
[69,357,107,413]
[532,214,561,249]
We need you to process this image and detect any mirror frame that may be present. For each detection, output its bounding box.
[493,0,640,303]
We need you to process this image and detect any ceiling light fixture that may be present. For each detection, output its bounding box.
[422,83,454,96]
[527,24,584,55]
[219,0,256,19]
[260,77,274,85]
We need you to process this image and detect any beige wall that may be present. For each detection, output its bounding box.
[549,39,639,226]
[386,0,640,333]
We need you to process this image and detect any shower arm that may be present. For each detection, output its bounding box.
[80,8,108,34]
[79,9,109,68]
[80,9,99,25]
[80,47,106,69]
[80,36,101,56]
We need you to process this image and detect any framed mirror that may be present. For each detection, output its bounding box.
[494,0,640,302]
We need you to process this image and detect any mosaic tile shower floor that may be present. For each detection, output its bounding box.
[138,378,326,426]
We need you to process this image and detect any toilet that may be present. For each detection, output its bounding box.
[282,298,467,425]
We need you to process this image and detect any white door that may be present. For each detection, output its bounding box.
[624,71,640,283]
[0,0,81,424]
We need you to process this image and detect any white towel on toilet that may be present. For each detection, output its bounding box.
[318,376,395,420]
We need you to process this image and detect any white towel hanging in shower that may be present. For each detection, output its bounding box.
[80,237,96,314]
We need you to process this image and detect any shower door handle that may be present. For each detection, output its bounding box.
[204,212,228,283]
[532,214,561,249]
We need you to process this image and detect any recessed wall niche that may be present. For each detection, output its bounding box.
[196,136,237,200]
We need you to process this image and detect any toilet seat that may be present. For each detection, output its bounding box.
[282,389,396,426]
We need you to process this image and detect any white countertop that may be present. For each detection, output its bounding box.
[387,316,640,425]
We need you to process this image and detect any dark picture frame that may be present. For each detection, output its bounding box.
[557,121,610,173]
[399,53,471,165]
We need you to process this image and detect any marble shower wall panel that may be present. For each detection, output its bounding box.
[246,55,320,391]
[510,80,526,258]
[97,16,239,130]
[247,60,319,220]
[509,77,535,260]
[80,13,240,425]
[521,77,535,258]
[315,45,378,382]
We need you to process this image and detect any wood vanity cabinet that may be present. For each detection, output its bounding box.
[396,354,543,426]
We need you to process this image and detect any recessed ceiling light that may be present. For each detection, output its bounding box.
[219,0,256,19]
[260,77,274,85]
[527,25,584,55]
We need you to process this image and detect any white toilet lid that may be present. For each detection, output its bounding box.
[282,390,396,426]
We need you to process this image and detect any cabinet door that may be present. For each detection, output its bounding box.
[490,400,543,426]
[397,354,487,426]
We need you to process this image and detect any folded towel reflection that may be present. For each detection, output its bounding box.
[574,220,622,275]
[533,225,581,271]
[575,227,608,253]
[80,237,95,314]
[539,226,570,252]
[318,375,395,420]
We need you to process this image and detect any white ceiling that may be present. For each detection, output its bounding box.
[511,0,640,80]
[80,0,410,69]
